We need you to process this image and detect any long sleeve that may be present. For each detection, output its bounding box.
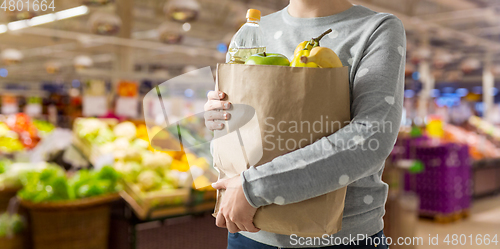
[241,17,406,208]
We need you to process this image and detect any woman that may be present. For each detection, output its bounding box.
[205,0,406,248]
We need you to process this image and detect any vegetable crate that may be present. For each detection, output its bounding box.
[404,143,472,216]
[190,189,217,205]
[72,118,118,163]
[120,181,190,220]
[0,233,25,249]
[20,193,120,249]
[0,188,20,213]
[72,134,102,166]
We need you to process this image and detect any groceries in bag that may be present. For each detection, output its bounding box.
[245,52,290,66]
[226,9,266,64]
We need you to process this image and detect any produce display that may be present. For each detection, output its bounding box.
[6,113,40,149]
[74,118,216,209]
[0,113,55,154]
[444,124,500,160]
[468,116,500,142]
[0,213,24,238]
[398,115,500,160]
[32,120,55,137]
[0,161,49,190]
[0,123,23,153]
[114,148,190,192]
[75,118,115,146]
[18,165,120,202]
[0,160,8,174]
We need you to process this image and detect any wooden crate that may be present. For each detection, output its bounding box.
[419,209,470,224]
[121,182,190,220]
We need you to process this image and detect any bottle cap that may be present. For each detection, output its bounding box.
[246,9,261,21]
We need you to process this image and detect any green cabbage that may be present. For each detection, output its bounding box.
[18,165,120,203]
[0,213,25,238]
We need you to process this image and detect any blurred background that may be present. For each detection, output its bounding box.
[0,0,499,248]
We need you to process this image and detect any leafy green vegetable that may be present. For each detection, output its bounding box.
[0,159,11,174]
[97,165,120,184]
[18,166,69,202]
[18,165,121,203]
[67,169,91,200]
[0,213,25,238]
[69,166,120,199]
[75,118,115,146]
[32,120,55,136]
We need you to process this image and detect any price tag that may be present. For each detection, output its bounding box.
[1,104,18,114]
[25,104,42,116]
[83,96,108,116]
[116,97,138,118]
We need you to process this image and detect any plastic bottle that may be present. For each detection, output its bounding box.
[226,9,266,64]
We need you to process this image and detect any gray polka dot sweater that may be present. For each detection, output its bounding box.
[239,5,406,247]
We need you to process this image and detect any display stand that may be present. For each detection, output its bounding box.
[109,197,217,249]
[472,158,500,198]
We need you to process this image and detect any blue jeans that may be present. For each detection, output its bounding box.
[228,230,389,249]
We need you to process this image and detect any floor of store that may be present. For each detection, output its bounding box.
[111,194,500,249]
[415,195,500,249]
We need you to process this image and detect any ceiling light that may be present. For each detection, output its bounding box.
[88,12,122,35]
[164,0,200,22]
[182,22,191,32]
[0,25,6,34]
[8,20,28,31]
[56,5,89,20]
[74,55,93,68]
[158,22,183,44]
[29,13,57,26]
[1,49,23,64]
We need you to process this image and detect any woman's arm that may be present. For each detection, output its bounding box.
[241,16,407,208]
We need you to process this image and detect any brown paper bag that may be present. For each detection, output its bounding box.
[212,63,350,237]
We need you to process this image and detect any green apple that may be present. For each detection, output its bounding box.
[245,52,290,66]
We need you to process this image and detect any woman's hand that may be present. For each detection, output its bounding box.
[204,91,231,131]
[212,176,260,233]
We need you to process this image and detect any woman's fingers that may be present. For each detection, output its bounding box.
[204,110,230,121]
[205,120,224,131]
[207,91,225,100]
[204,100,231,112]
[240,221,260,233]
[204,91,229,131]
[204,110,230,130]
[216,210,227,228]
[226,219,241,233]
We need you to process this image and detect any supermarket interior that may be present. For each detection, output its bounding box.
[1,0,500,248]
